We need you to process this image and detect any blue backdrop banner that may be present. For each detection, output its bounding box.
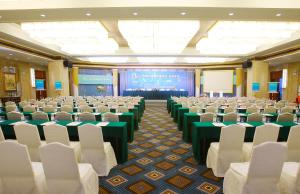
[119,69,194,96]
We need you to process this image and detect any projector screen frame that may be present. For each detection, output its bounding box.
[203,70,234,94]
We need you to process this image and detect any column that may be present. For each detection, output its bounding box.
[112,69,118,97]
[72,67,79,97]
[282,63,300,102]
[235,68,244,97]
[48,60,70,97]
[19,64,35,100]
[246,60,269,98]
[195,69,201,97]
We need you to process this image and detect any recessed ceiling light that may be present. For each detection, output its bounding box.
[276,13,282,17]
[132,12,138,16]
[229,12,234,16]
[0,16,2,19]
[9,53,13,56]
[180,12,187,16]
[40,14,46,17]
[85,13,91,16]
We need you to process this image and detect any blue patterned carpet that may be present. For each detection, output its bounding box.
[98,102,223,194]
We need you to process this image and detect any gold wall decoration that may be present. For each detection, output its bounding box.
[4,73,17,91]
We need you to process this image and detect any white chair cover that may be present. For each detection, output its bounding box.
[277,113,294,122]
[97,106,110,113]
[200,113,214,122]
[32,111,49,121]
[43,124,81,161]
[102,112,119,122]
[43,105,55,113]
[55,111,73,121]
[79,105,92,113]
[0,141,46,194]
[61,105,73,113]
[247,113,263,122]
[78,124,117,176]
[242,124,279,161]
[223,142,287,194]
[0,127,4,142]
[285,125,300,162]
[23,105,36,113]
[5,105,17,112]
[223,112,238,122]
[279,162,300,194]
[7,111,22,121]
[206,106,217,113]
[118,106,129,113]
[78,112,96,122]
[39,143,98,194]
[207,124,246,177]
[14,123,45,162]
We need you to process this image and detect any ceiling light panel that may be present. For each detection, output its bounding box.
[118,20,200,54]
[196,21,300,55]
[21,21,119,55]
[137,57,177,63]
[82,57,128,63]
[184,57,237,63]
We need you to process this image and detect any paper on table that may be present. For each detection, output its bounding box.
[67,121,82,126]
[41,121,56,126]
[238,122,253,127]
[115,113,123,115]
[96,122,109,127]
[10,121,27,126]
[213,122,226,127]
[262,113,273,116]
[197,113,203,116]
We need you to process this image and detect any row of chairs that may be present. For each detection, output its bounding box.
[207,124,300,177]
[0,141,99,194]
[196,112,295,122]
[0,123,117,176]
[5,111,120,122]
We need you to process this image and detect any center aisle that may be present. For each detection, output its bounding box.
[99,102,223,194]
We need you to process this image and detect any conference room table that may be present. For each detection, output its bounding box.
[123,90,188,100]
[0,111,135,142]
[0,120,128,164]
[191,121,298,164]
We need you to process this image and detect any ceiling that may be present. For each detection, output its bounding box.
[0,0,300,67]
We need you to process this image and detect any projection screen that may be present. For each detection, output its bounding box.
[203,70,234,93]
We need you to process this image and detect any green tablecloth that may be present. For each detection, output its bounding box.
[177,107,189,131]
[5,112,135,142]
[191,121,297,164]
[183,113,201,142]
[167,99,174,113]
[172,104,182,121]
[0,120,128,164]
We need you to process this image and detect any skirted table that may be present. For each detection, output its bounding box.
[1,112,135,143]
[123,90,188,100]
[191,121,297,164]
[0,120,128,164]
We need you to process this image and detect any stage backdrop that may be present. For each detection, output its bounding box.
[78,69,113,96]
[119,69,194,96]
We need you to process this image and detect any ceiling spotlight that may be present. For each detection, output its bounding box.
[276,13,282,17]
[228,12,234,16]
[40,14,46,17]
[9,53,13,56]
[132,12,138,16]
[180,12,187,16]
[85,13,91,16]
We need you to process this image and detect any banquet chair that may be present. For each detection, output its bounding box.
[43,124,81,161]
[32,111,49,121]
[14,123,46,162]
[39,143,98,194]
[207,124,246,177]
[279,162,300,194]
[189,106,198,113]
[281,125,300,162]
[23,105,36,113]
[242,124,280,161]
[281,106,294,114]
[223,112,238,122]
[102,112,119,122]
[223,142,287,194]
[78,112,96,122]
[61,105,73,113]
[200,112,214,122]
[7,111,22,121]
[224,107,235,114]
[36,101,45,108]
[19,101,30,108]
[5,105,17,112]
[118,106,129,113]
[206,106,217,113]
[247,113,263,122]
[0,141,46,194]
[0,127,4,142]
[263,106,277,114]
[79,105,93,113]
[246,106,258,114]
[5,101,16,106]
[277,113,294,122]
[78,124,117,176]
[43,105,55,113]
[97,105,110,113]
[47,101,58,108]
[55,111,73,121]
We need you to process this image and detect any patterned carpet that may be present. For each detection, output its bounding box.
[99,102,223,194]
